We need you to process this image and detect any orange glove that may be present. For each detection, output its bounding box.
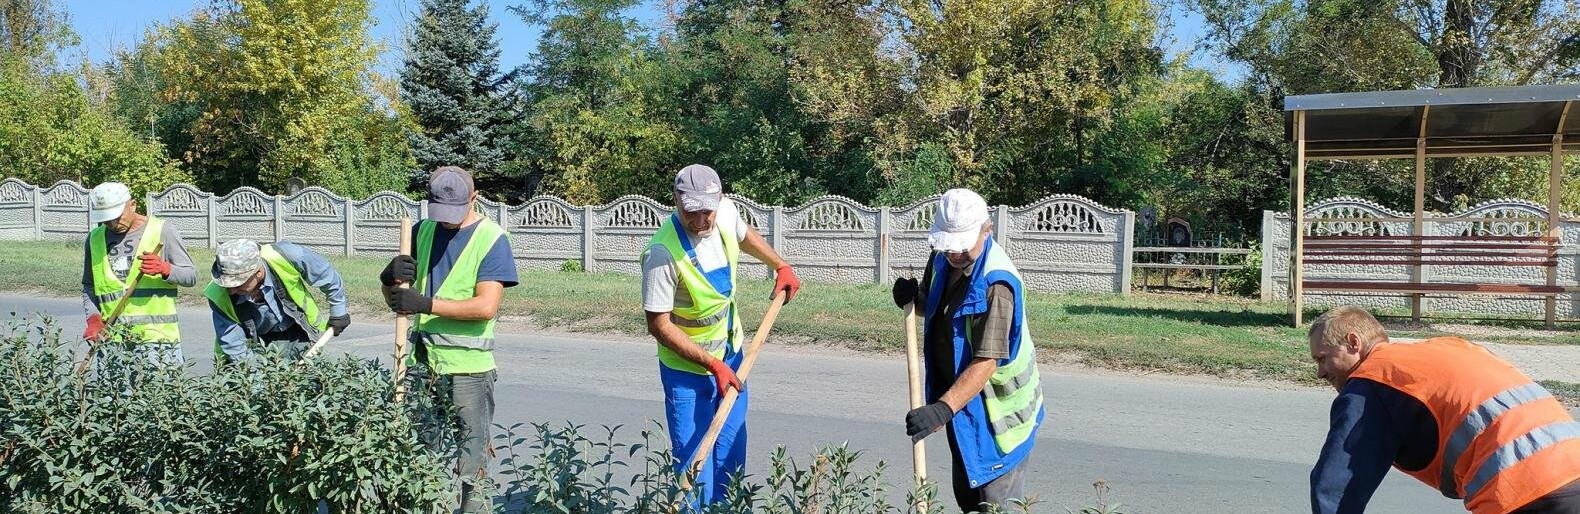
[84,313,106,342]
[138,251,171,278]
[773,265,800,304]
[704,359,743,397]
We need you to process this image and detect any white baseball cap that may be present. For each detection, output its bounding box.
[89,182,132,224]
[927,188,990,253]
[674,164,723,212]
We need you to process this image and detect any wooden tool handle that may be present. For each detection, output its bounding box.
[76,242,167,374]
[683,291,788,483]
[393,217,412,402]
[903,302,930,508]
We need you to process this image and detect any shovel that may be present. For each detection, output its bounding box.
[680,291,788,491]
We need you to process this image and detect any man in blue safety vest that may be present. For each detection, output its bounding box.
[892,188,1045,513]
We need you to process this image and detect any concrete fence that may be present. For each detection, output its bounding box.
[0,178,1135,295]
[1262,196,1580,317]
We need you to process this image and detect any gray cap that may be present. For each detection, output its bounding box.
[427,166,475,224]
[674,164,722,212]
[212,239,263,288]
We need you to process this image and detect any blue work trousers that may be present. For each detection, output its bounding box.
[661,348,748,505]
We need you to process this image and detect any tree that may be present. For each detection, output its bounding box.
[514,0,682,204]
[895,0,1166,205]
[0,0,187,197]
[400,0,514,190]
[155,0,407,194]
[1191,0,1580,210]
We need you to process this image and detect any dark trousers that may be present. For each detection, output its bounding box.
[410,363,498,514]
[1514,479,1580,514]
[947,426,1030,513]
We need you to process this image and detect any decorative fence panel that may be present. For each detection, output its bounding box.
[1263,197,1580,317]
[0,179,1135,294]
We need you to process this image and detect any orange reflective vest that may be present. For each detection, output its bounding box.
[1351,337,1580,514]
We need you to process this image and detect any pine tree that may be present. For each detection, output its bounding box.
[400,0,511,186]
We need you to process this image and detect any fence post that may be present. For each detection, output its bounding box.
[342,197,354,257]
[1120,210,1135,296]
[994,205,1011,247]
[145,191,155,219]
[582,205,596,272]
[876,206,891,285]
[420,200,429,220]
[273,195,284,242]
[31,184,42,241]
[770,206,786,253]
[1260,210,1274,302]
[206,195,218,248]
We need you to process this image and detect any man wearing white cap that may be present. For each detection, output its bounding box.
[80,182,197,363]
[205,238,351,362]
[891,188,1044,512]
[641,163,801,504]
[380,165,517,513]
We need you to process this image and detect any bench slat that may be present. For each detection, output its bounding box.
[1303,258,1556,266]
[1302,281,1566,294]
[1305,235,1556,242]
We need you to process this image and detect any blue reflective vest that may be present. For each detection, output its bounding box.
[923,236,1045,487]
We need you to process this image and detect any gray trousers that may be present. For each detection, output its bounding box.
[948,427,1031,513]
[410,363,497,514]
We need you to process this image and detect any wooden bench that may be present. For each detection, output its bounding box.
[1301,235,1562,295]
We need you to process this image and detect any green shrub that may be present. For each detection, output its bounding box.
[0,318,1093,513]
[0,318,455,513]
[560,259,585,273]
[1219,241,1263,297]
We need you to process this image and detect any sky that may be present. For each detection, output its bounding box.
[59,0,1244,81]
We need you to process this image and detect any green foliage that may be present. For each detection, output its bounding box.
[1220,240,1263,297]
[0,318,455,512]
[152,0,410,194]
[400,0,514,187]
[0,59,189,199]
[559,259,584,272]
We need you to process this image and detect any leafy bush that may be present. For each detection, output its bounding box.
[560,259,585,273]
[1219,240,1263,297]
[0,318,455,513]
[1,318,1094,513]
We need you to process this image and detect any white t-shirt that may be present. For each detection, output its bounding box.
[642,199,749,313]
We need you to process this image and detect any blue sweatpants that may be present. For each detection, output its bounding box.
[661,348,749,505]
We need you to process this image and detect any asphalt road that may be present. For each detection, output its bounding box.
[9,294,1565,513]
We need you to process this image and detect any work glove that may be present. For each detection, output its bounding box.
[905,401,954,442]
[892,277,920,309]
[380,255,416,286]
[327,314,351,336]
[704,358,744,397]
[388,288,433,315]
[138,251,172,278]
[83,313,106,342]
[773,265,801,304]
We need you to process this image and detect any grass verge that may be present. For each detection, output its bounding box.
[1541,380,1580,407]
[3,240,1322,381]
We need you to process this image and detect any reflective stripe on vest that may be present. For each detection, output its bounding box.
[203,244,327,346]
[1349,337,1580,514]
[940,241,1043,455]
[1439,382,1555,497]
[1464,421,1580,500]
[89,216,180,343]
[413,219,506,352]
[645,215,741,375]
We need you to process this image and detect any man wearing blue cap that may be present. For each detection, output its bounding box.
[381,166,518,513]
[641,164,802,503]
